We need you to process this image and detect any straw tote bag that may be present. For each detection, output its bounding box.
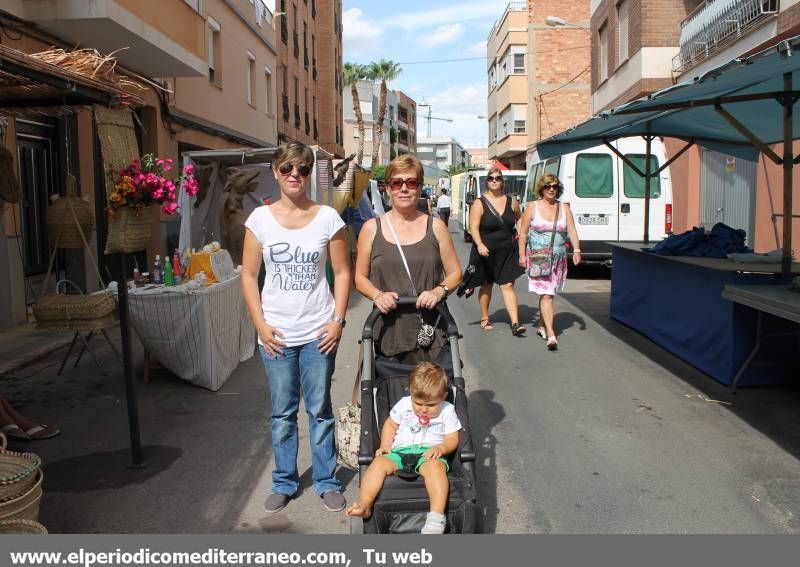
[335,341,366,470]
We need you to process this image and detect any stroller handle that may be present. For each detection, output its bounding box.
[361,296,459,340]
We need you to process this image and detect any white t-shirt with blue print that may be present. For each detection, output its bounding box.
[244,205,344,347]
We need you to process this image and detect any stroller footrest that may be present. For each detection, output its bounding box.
[459,450,476,462]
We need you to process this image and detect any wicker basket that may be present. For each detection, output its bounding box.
[47,177,94,249]
[0,469,43,522]
[32,280,117,332]
[0,519,48,534]
[104,205,154,254]
[0,434,42,502]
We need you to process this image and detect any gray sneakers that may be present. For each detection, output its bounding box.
[264,493,291,514]
[321,491,346,512]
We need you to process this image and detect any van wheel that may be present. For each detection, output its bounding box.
[463,230,472,243]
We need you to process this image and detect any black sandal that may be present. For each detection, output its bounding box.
[511,322,526,336]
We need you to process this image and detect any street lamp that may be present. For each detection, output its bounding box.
[544,15,590,30]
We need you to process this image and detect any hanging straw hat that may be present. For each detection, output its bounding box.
[0,147,20,204]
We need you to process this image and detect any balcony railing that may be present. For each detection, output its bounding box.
[487,2,528,41]
[673,0,779,73]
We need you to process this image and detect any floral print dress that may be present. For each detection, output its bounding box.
[527,201,568,295]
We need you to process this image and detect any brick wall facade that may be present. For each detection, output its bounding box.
[528,0,592,146]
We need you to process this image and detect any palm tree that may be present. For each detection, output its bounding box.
[367,59,402,168]
[343,62,367,167]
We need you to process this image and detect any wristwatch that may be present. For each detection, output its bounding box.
[332,315,346,327]
[437,284,450,296]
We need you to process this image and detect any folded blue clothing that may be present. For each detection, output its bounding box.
[644,223,751,258]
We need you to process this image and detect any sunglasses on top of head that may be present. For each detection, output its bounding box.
[487,175,503,182]
[277,162,312,177]
[387,178,420,191]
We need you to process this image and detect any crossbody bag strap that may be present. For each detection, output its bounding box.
[383,213,418,296]
[547,203,560,250]
[480,196,516,236]
[383,213,441,328]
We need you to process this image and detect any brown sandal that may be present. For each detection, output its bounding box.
[480,319,494,331]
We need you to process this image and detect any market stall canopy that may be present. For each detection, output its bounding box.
[535,35,800,273]
[536,35,800,162]
[0,45,144,108]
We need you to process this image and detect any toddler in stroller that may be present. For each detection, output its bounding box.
[347,298,478,534]
[346,362,461,533]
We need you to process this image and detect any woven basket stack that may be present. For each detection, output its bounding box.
[0,433,47,533]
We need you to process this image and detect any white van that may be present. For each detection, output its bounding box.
[524,138,673,264]
[458,169,527,242]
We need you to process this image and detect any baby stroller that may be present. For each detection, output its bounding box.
[350,297,478,534]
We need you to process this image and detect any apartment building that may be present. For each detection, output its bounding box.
[343,84,416,168]
[467,147,491,169]
[0,0,278,330]
[487,2,529,170]
[416,137,471,171]
[589,0,800,253]
[275,0,344,157]
[528,1,592,145]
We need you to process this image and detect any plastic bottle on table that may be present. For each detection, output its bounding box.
[172,248,183,284]
[152,255,163,285]
[164,258,174,287]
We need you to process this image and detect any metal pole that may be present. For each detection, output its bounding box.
[644,130,652,244]
[117,253,145,467]
[782,72,793,275]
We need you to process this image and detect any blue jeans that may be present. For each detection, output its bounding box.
[259,340,340,497]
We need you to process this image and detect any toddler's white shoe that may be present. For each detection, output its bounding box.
[421,511,446,534]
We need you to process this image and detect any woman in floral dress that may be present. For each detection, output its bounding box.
[517,174,582,350]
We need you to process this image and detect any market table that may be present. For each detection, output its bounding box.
[126,273,255,391]
[610,243,799,388]
[721,284,800,392]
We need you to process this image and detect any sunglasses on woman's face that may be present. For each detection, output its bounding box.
[387,178,420,191]
[543,183,560,190]
[278,162,312,177]
[487,176,503,182]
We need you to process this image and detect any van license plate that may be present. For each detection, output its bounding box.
[579,215,609,225]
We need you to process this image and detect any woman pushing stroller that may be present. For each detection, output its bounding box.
[346,362,461,534]
[353,153,461,364]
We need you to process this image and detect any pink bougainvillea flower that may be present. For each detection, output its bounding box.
[161,201,179,215]
[183,164,195,176]
[152,188,165,200]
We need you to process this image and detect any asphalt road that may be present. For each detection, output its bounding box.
[445,227,800,533]
[16,220,800,534]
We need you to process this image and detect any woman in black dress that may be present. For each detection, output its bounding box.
[467,167,526,335]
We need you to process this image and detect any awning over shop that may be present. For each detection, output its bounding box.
[0,44,144,108]
[535,35,800,272]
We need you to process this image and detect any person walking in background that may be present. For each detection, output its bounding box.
[465,167,526,336]
[355,154,461,365]
[518,173,581,351]
[436,189,451,227]
[241,141,351,514]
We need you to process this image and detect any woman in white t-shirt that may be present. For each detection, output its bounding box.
[241,142,351,515]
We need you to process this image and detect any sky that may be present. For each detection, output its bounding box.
[342,0,513,148]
